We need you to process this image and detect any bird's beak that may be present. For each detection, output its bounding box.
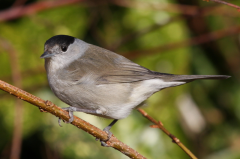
[40,51,55,59]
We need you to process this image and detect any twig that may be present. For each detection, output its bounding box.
[0,80,146,159]
[111,0,199,16]
[124,25,240,59]
[10,99,23,159]
[137,108,197,159]
[0,0,84,22]
[0,83,48,99]
[205,0,240,10]
[12,0,27,7]
[0,38,23,159]
[111,0,239,17]
[0,0,239,22]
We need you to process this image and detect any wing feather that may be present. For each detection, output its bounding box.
[59,44,230,85]
[60,44,159,85]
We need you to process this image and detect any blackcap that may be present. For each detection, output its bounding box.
[41,35,230,145]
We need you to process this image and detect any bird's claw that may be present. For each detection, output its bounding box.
[100,141,110,147]
[96,129,113,147]
[103,127,113,140]
[58,118,63,127]
[58,107,74,127]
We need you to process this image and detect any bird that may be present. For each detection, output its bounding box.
[40,35,230,146]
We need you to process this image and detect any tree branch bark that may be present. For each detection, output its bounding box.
[206,0,240,10]
[0,80,146,159]
[124,25,240,59]
[137,108,198,159]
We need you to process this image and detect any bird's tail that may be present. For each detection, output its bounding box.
[165,75,230,83]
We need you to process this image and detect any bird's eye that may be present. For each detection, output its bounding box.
[61,45,68,52]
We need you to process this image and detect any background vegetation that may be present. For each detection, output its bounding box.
[0,0,239,158]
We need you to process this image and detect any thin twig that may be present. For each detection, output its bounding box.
[10,100,23,159]
[111,0,199,15]
[124,25,240,59]
[137,108,197,159]
[0,38,23,159]
[0,80,146,159]
[111,0,239,17]
[11,0,27,7]
[0,0,84,22]
[0,0,239,22]
[205,0,240,10]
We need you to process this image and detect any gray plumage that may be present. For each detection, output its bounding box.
[41,35,230,120]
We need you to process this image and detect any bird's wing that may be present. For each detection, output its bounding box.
[60,44,165,85]
[60,44,230,85]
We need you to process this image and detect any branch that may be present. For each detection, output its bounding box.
[205,0,240,10]
[111,0,239,17]
[111,0,199,16]
[0,0,84,22]
[124,25,240,59]
[11,0,27,7]
[0,37,23,159]
[0,80,146,159]
[137,109,198,159]
[1,0,239,22]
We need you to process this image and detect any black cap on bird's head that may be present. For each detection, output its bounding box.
[40,35,75,59]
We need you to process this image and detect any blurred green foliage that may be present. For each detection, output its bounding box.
[0,0,240,159]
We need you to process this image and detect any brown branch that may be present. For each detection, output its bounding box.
[111,0,200,16]
[0,80,146,159]
[0,82,48,99]
[123,25,240,59]
[1,0,239,22]
[110,4,238,51]
[10,99,23,159]
[137,108,198,159]
[11,0,27,7]
[110,0,239,17]
[0,0,85,22]
[0,38,23,159]
[205,0,240,10]
[8,46,23,159]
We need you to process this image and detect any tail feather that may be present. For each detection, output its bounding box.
[164,75,230,82]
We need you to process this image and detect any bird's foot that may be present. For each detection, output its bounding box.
[58,107,99,127]
[58,107,74,127]
[96,127,113,147]
[96,119,118,146]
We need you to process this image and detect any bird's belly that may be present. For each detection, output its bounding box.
[50,82,135,118]
[48,78,182,120]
